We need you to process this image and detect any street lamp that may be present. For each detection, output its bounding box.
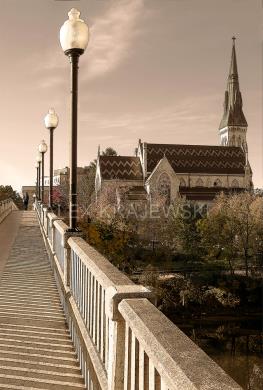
[38,140,48,203]
[60,8,89,231]
[36,153,42,200]
[44,108,59,209]
[34,162,39,201]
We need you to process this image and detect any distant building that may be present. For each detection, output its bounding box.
[21,185,48,209]
[95,39,253,206]
[44,167,91,187]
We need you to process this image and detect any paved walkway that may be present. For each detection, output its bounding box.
[0,211,21,277]
[0,211,85,389]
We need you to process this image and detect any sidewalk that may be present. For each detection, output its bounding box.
[0,211,85,389]
[0,211,21,277]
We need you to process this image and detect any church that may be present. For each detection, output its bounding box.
[95,39,253,205]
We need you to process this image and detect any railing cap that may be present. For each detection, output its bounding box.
[54,219,69,235]
[68,236,134,290]
[119,298,242,390]
[47,212,59,221]
[105,285,156,321]
[47,212,64,228]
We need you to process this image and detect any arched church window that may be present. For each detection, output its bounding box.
[214,179,222,187]
[179,178,187,187]
[158,172,171,204]
[196,178,204,187]
[242,140,248,152]
[237,136,242,147]
[231,135,236,146]
[231,179,239,188]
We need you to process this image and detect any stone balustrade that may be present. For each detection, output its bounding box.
[0,198,17,224]
[36,201,242,390]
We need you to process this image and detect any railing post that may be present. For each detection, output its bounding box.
[105,286,156,390]
[49,214,63,252]
[43,206,48,234]
[40,204,44,225]
[62,231,83,288]
[36,201,40,219]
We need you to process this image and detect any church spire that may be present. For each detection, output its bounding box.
[229,36,238,84]
[219,37,248,130]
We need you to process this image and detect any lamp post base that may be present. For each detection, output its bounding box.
[65,227,82,233]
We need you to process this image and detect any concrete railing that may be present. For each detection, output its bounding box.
[0,198,17,224]
[36,202,241,390]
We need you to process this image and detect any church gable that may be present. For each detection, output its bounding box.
[145,156,179,201]
[146,156,176,184]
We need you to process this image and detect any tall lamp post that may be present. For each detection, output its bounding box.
[36,153,42,200]
[38,140,48,203]
[34,162,39,200]
[44,108,59,209]
[60,8,89,231]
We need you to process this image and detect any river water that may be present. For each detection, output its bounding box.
[177,317,263,389]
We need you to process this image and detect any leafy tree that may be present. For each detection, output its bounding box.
[89,147,118,171]
[254,188,263,197]
[0,185,23,208]
[165,198,205,260]
[55,147,118,215]
[198,192,263,276]
[101,147,118,156]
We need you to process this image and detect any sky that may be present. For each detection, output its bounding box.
[0,0,262,191]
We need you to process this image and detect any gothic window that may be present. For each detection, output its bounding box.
[231,179,239,188]
[179,178,187,187]
[214,178,222,187]
[242,140,248,152]
[231,135,236,146]
[237,136,242,147]
[206,178,211,187]
[196,178,204,187]
[158,172,171,204]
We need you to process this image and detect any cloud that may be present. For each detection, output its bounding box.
[32,0,144,88]
[79,94,221,147]
[82,0,144,80]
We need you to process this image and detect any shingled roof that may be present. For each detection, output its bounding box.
[146,143,246,174]
[180,186,244,201]
[99,156,143,180]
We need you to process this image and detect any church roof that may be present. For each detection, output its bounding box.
[219,38,248,129]
[180,186,244,201]
[146,143,246,174]
[99,156,143,180]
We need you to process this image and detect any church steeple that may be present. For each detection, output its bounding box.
[219,38,248,150]
[229,36,238,85]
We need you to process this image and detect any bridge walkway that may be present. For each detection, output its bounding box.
[0,211,85,390]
